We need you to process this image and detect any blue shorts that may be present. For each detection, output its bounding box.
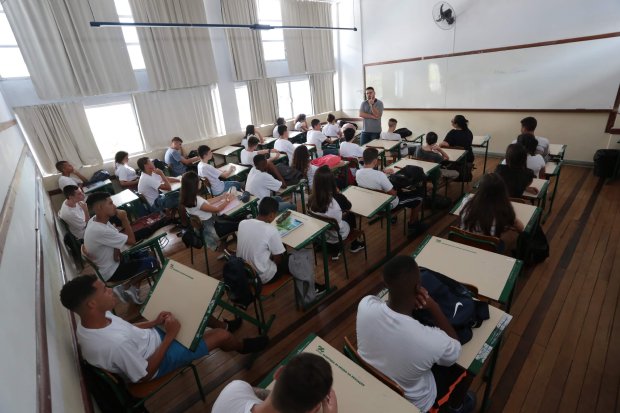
[155,328,209,378]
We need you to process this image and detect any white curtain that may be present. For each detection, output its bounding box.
[128,0,218,90]
[281,0,306,75]
[247,79,278,126]
[221,0,266,81]
[4,0,136,99]
[14,103,103,175]
[310,72,335,114]
[133,87,220,151]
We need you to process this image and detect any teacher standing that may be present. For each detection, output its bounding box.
[359,86,384,146]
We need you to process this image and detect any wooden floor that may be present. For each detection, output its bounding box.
[112,157,620,413]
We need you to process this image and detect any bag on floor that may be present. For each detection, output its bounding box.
[517,224,549,265]
[223,256,254,308]
[90,169,111,184]
[288,248,317,307]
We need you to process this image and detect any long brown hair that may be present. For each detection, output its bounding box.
[308,166,336,213]
[180,171,200,208]
[292,145,311,177]
[461,173,515,236]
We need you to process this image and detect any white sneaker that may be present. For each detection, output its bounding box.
[124,286,144,305]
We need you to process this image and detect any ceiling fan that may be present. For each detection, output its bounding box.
[433,2,456,30]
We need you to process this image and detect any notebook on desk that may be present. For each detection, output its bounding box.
[276,217,303,237]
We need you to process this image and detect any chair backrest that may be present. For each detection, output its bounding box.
[306,209,340,233]
[342,157,360,169]
[343,336,405,397]
[59,218,82,259]
[81,360,135,411]
[447,226,501,253]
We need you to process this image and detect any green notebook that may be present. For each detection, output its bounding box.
[276,217,303,237]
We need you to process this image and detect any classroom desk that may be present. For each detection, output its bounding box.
[543,160,562,221]
[160,181,181,194]
[259,334,418,413]
[111,189,142,220]
[289,131,303,142]
[441,148,467,196]
[83,179,114,195]
[390,158,440,176]
[258,136,277,149]
[223,195,259,218]
[548,143,567,160]
[213,145,243,166]
[293,143,318,158]
[522,178,549,209]
[218,163,249,181]
[342,186,395,256]
[413,236,523,307]
[123,228,168,264]
[472,135,492,173]
[277,181,306,213]
[363,139,402,167]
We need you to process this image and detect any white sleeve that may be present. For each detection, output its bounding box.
[265,174,283,192]
[379,173,394,192]
[100,225,129,249]
[59,207,86,235]
[433,332,461,367]
[112,341,149,383]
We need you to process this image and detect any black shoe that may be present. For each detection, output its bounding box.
[447,391,476,413]
[349,240,365,253]
[315,283,326,293]
[225,317,243,333]
[240,336,270,354]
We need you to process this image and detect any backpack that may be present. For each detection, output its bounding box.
[394,127,413,139]
[311,154,342,168]
[389,165,426,191]
[90,169,111,184]
[223,256,254,308]
[276,163,303,185]
[517,224,549,265]
[132,212,167,241]
[414,268,490,344]
[181,228,203,249]
[152,159,168,171]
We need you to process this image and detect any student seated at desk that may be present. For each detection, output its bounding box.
[60,275,269,384]
[439,115,474,164]
[495,144,538,198]
[84,192,158,304]
[197,145,242,196]
[513,116,549,160]
[380,118,408,157]
[339,119,358,134]
[414,132,460,179]
[164,137,199,177]
[294,113,309,132]
[137,157,181,213]
[307,118,339,157]
[240,135,281,166]
[309,166,365,259]
[356,148,426,238]
[274,125,295,165]
[292,145,318,187]
[56,160,89,190]
[272,117,286,139]
[59,185,89,241]
[114,151,139,189]
[513,134,546,178]
[338,128,364,159]
[212,353,337,413]
[246,155,295,212]
[356,255,475,413]
[322,113,342,139]
[241,124,265,149]
[180,172,241,251]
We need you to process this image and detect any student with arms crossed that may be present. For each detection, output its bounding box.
[439,115,474,164]
[114,151,139,188]
[137,157,181,213]
[59,185,89,241]
[495,143,538,198]
[307,118,339,157]
[245,155,295,212]
[212,353,338,413]
[164,137,199,176]
[414,132,460,179]
[274,124,295,165]
[197,145,242,196]
[359,86,384,145]
[357,255,475,413]
[56,160,89,190]
[60,275,268,384]
[241,124,265,149]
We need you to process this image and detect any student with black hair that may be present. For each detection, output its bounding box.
[245,155,295,212]
[294,113,309,132]
[240,135,281,166]
[165,137,199,176]
[496,144,538,198]
[241,124,265,149]
[515,116,549,159]
[307,118,339,157]
[439,115,474,163]
[58,185,89,240]
[322,113,342,138]
[380,118,408,157]
[414,132,460,179]
[114,151,139,188]
[60,275,268,384]
[274,124,295,165]
[212,353,338,413]
[197,145,241,196]
[515,133,546,178]
[272,117,286,139]
[338,128,364,159]
[56,160,89,190]
[136,157,181,212]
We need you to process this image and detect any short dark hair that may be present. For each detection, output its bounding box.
[383,255,419,288]
[363,147,379,164]
[198,145,211,158]
[272,353,333,413]
[258,196,279,216]
[55,161,68,173]
[276,117,285,126]
[171,136,183,143]
[63,185,79,199]
[327,113,335,123]
[516,133,538,155]
[114,151,129,165]
[86,191,111,210]
[311,118,321,128]
[253,153,267,167]
[520,116,537,132]
[277,124,288,136]
[365,86,375,91]
[343,128,356,142]
[425,132,438,145]
[60,275,97,312]
[137,157,150,172]
[247,135,260,148]
[388,118,397,127]
[245,124,255,137]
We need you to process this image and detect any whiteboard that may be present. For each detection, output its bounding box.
[365,36,620,110]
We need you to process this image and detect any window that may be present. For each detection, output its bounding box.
[0,4,29,78]
[276,78,312,120]
[114,0,146,70]
[85,102,144,161]
[257,0,286,61]
[235,83,253,130]
[210,84,226,136]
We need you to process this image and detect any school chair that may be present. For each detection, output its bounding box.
[509,197,527,204]
[307,210,367,279]
[58,218,84,269]
[186,213,237,275]
[81,359,205,413]
[447,226,502,253]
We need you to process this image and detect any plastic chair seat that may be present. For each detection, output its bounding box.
[259,273,294,298]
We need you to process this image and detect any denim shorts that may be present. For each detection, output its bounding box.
[154,328,209,377]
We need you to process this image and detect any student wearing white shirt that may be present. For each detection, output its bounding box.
[58,185,89,240]
[356,148,427,238]
[114,151,139,188]
[56,160,88,190]
[60,275,268,384]
[518,116,549,159]
[272,117,286,139]
[197,145,241,196]
[212,353,338,413]
[294,113,308,132]
[380,118,408,157]
[274,125,295,166]
[291,145,318,188]
[240,135,280,166]
[338,128,364,159]
[356,255,475,413]
[322,113,342,139]
[307,118,339,157]
[516,134,546,178]
[137,157,181,212]
[164,137,199,177]
[245,155,295,212]
[241,124,265,149]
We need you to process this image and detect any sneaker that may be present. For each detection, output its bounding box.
[315,283,326,293]
[240,336,270,354]
[124,286,144,305]
[112,285,128,303]
[349,240,365,253]
[448,391,476,413]
[225,317,243,333]
[331,251,341,261]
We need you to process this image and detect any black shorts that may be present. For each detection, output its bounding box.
[432,364,468,408]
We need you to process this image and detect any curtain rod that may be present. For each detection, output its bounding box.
[90,21,357,31]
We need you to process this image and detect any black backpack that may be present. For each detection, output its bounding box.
[389,165,426,192]
[223,256,254,308]
[414,268,490,344]
[90,169,111,184]
[394,127,413,139]
[152,159,168,171]
[181,228,203,249]
[517,224,549,265]
[276,163,303,185]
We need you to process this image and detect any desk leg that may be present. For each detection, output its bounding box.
[300,188,306,214]
[483,143,489,174]
[386,204,392,256]
[544,169,561,223]
[481,336,502,412]
[461,161,466,196]
[321,232,331,291]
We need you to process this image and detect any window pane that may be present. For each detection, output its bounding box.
[257,0,282,22]
[260,28,283,42]
[290,79,312,116]
[210,84,226,136]
[276,82,293,120]
[263,41,286,61]
[122,26,140,44]
[85,102,144,161]
[0,47,30,78]
[127,44,145,70]
[114,0,133,17]
[0,13,18,46]
[235,84,253,131]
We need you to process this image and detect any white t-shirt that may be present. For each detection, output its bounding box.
[526,154,546,177]
[339,141,364,159]
[381,131,408,156]
[212,380,261,413]
[512,136,550,158]
[116,164,138,182]
[59,175,82,190]
[83,217,128,279]
[240,149,257,166]
[77,311,162,383]
[294,121,305,131]
[274,139,295,166]
[245,167,282,200]
[272,125,281,139]
[307,130,328,157]
[322,123,340,137]
[59,201,87,239]
[237,219,285,283]
[186,196,213,221]
[357,296,461,412]
[312,198,350,244]
[355,168,399,209]
[198,161,225,195]
[138,172,163,206]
